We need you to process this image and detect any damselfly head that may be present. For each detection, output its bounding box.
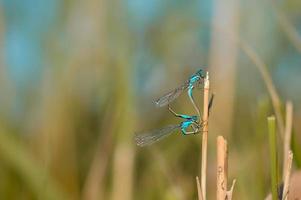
[195,69,206,78]
[191,115,198,122]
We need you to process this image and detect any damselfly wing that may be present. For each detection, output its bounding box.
[135,124,181,147]
[155,81,189,107]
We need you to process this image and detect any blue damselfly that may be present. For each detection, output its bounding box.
[135,94,214,147]
[135,109,200,147]
[155,69,206,118]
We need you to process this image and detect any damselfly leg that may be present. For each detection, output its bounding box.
[167,105,195,120]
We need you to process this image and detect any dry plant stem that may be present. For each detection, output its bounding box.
[283,101,293,179]
[282,151,293,200]
[240,41,285,136]
[217,136,228,200]
[201,72,210,200]
[196,176,204,200]
[226,179,236,200]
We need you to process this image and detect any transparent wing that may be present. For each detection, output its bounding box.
[135,124,181,147]
[155,81,189,107]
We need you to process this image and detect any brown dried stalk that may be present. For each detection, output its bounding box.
[283,101,293,179]
[217,136,236,200]
[226,180,236,200]
[201,72,210,200]
[282,151,293,200]
[196,176,204,200]
[217,136,228,200]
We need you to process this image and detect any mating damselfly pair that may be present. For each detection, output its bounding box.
[135,68,214,147]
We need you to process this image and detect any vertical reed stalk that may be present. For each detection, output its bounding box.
[283,101,293,179]
[201,72,210,200]
[282,151,293,200]
[196,176,204,200]
[268,116,279,200]
[217,136,227,200]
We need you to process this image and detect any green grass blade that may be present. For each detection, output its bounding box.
[267,116,279,200]
[291,131,301,168]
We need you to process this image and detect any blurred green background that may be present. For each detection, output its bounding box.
[0,0,301,199]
